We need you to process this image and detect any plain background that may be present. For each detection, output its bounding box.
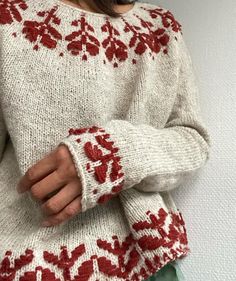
[140,0,236,280]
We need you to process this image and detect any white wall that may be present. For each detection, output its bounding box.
[142,0,236,280]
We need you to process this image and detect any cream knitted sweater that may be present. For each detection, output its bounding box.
[0,0,211,280]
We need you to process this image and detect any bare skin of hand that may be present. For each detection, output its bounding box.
[16,144,82,227]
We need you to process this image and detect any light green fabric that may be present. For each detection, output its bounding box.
[144,261,185,281]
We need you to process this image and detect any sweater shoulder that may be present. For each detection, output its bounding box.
[139,2,183,32]
[138,1,185,52]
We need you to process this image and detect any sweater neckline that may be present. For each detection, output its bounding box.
[52,0,140,18]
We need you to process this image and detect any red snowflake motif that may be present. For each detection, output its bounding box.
[0,0,28,25]
[21,6,62,50]
[123,14,170,60]
[65,16,100,60]
[68,126,125,205]
[132,208,189,252]
[101,20,128,68]
[96,233,140,279]
[145,6,182,34]
[43,244,94,281]
[0,249,34,281]
[95,207,189,280]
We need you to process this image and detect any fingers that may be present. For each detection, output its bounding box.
[16,144,83,227]
[41,180,81,216]
[41,195,82,227]
[17,145,77,194]
[17,148,58,193]
[30,169,67,202]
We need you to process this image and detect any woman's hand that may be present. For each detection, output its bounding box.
[16,144,82,227]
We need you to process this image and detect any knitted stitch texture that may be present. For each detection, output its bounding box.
[0,0,211,280]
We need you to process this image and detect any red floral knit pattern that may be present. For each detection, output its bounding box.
[0,0,183,67]
[67,126,125,206]
[0,0,28,24]
[0,208,190,281]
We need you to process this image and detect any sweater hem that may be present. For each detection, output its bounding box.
[0,243,190,281]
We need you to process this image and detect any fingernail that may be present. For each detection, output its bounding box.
[41,221,51,227]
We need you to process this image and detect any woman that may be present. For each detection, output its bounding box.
[0,0,211,280]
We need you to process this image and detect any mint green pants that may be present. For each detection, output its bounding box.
[144,261,185,281]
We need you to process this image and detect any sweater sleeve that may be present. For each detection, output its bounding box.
[59,31,211,213]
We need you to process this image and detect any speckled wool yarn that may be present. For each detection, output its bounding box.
[0,0,211,280]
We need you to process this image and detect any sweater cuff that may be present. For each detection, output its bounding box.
[59,125,125,213]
